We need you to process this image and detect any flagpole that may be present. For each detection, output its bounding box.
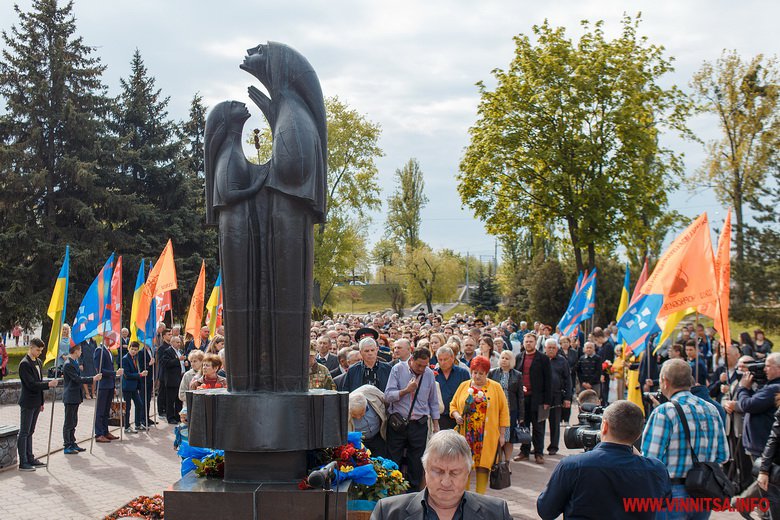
[695,312,700,385]
[45,327,61,469]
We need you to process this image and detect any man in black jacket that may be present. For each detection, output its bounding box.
[17,338,59,470]
[544,339,572,455]
[62,344,102,453]
[514,332,552,464]
[576,342,602,399]
[156,328,172,418]
[161,334,185,424]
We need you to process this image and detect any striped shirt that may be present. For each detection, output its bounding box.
[641,391,728,479]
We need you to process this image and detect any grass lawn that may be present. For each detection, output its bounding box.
[444,303,474,320]
[3,346,61,379]
[328,284,396,314]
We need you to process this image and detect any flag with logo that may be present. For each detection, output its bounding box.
[71,253,115,346]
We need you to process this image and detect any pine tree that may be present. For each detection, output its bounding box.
[112,51,215,322]
[0,0,115,331]
[471,268,501,316]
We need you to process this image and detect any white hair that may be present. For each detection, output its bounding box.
[358,337,377,350]
[348,393,367,414]
[422,430,473,472]
[545,338,559,348]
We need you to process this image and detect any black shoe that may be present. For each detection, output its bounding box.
[72,444,86,452]
[548,448,558,455]
[30,459,46,467]
[18,464,35,472]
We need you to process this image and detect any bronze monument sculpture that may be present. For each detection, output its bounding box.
[166,42,348,519]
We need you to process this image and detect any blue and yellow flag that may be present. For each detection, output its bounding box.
[129,259,145,343]
[615,262,630,345]
[44,246,70,365]
[71,253,115,345]
[206,271,222,339]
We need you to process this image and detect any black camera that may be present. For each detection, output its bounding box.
[745,361,768,385]
[642,391,664,404]
[564,402,603,451]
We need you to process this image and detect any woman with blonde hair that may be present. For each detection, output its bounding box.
[449,356,509,494]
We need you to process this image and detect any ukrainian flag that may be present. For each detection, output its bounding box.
[129,260,145,343]
[206,271,222,338]
[44,246,69,365]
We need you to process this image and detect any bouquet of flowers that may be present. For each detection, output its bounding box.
[601,359,613,378]
[299,432,410,501]
[105,494,164,519]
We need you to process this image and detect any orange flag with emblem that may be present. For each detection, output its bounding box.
[712,210,732,345]
[640,213,718,319]
[135,239,177,332]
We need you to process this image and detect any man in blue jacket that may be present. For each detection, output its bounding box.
[343,337,392,393]
[62,343,102,454]
[537,400,671,519]
[122,342,149,434]
[93,340,123,443]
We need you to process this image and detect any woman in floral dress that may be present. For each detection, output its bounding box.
[449,356,509,494]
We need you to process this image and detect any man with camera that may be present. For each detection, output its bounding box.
[642,359,728,519]
[538,400,671,519]
[733,352,780,511]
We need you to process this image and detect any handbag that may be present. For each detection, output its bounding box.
[671,401,735,498]
[388,371,423,433]
[489,446,511,490]
[511,425,531,445]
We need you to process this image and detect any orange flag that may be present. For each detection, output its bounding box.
[712,210,732,345]
[185,261,206,348]
[135,240,178,332]
[640,213,717,319]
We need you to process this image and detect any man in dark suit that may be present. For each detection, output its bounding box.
[122,341,149,433]
[138,343,155,427]
[708,344,740,401]
[94,340,122,443]
[371,430,511,520]
[116,328,130,368]
[544,339,572,455]
[334,349,362,391]
[514,332,552,464]
[62,343,101,454]
[344,337,392,392]
[156,328,172,417]
[161,334,185,424]
[315,335,340,374]
[18,338,59,470]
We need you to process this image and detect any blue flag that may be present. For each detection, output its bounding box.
[558,269,597,336]
[71,253,115,345]
[617,293,663,356]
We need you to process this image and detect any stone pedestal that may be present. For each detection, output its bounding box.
[165,472,350,520]
[0,425,20,469]
[166,387,349,518]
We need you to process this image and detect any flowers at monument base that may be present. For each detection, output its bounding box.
[105,494,164,519]
[299,431,410,502]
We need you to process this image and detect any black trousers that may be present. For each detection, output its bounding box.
[165,385,181,422]
[363,432,387,459]
[63,403,79,447]
[95,388,112,436]
[547,406,562,451]
[143,381,153,424]
[386,419,428,490]
[520,398,546,456]
[157,381,167,415]
[123,390,144,427]
[18,406,40,465]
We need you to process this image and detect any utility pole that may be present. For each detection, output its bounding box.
[494,239,498,276]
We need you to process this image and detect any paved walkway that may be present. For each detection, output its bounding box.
[0,399,743,519]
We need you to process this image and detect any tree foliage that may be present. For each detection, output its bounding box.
[470,268,501,316]
[458,15,690,273]
[386,158,428,250]
[394,246,461,313]
[0,0,114,330]
[690,50,780,301]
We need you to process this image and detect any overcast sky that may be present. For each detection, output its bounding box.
[2,0,778,261]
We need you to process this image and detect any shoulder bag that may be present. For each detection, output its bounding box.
[388,371,423,433]
[671,401,735,498]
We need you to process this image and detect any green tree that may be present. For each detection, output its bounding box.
[458,15,690,273]
[690,51,780,302]
[111,50,213,322]
[527,258,568,326]
[396,246,461,313]
[371,238,401,284]
[0,0,115,331]
[386,158,428,250]
[470,267,501,316]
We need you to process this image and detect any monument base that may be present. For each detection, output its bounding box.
[165,471,350,520]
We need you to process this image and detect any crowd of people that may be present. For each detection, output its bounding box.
[12,308,780,519]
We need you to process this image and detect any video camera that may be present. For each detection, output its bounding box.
[563,402,603,451]
[744,361,767,385]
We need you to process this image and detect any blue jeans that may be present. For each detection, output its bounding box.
[661,484,710,520]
